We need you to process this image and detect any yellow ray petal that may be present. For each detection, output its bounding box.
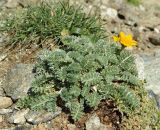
[113,36,120,42]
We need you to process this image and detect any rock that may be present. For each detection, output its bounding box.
[149,35,160,45]
[25,107,61,125]
[124,20,136,26]
[32,124,47,130]
[5,0,19,8]
[7,109,29,124]
[2,125,32,130]
[0,85,5,96]
[0,54,7,61]
[154,28,160,34]
[67,124,77,130]
[0,115,3,123]
[139,5,145,11]
[2,64,34,100]
[155,95,160,109]
[0,108,13,115]
[136,49,160,95]
[101,7,118,19]
[134,54,145,80]
[148,90,156,99]
[106,8,118,19]
[85,114,113,130]
[0,97,13,109]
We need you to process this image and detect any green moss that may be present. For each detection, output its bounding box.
[121,86,160,129]
[127,0,141,6]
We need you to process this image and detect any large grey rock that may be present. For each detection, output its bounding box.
[135,48,160,96]
[7,109,29,124]
[25,107,61,125]
[0,96,13,109]
[2,64,34,100]
[134,54,145,80]
[85,114,114,130]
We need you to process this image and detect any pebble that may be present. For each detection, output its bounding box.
[0,97,13,109]
[0,115,3,123]
[101,7,118,19]
[85,114,113,130]
[0,108,13,115]
[25,107,61,125]
[154,28,160,34]
[67,124,77,130]
[149,35,160,46]
[8,109,29,124]
[5,0,19,8]
[0,54,7,61]
[0,86,5,96]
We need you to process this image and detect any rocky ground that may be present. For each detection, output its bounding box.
[0,0,160,130]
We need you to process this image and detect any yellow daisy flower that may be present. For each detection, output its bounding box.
[113,32,137,47]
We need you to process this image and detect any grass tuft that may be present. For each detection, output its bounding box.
[1,1,104,47]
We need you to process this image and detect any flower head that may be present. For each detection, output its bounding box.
[113,32,137,47]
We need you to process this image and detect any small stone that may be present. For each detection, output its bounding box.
[139,5,145,11]
[85,114,113,130]
[0,115,3,123]
[25,107,61,125]
[5,0,19,8]
[0,86,5,96]
[67,124,77,130]
[0,97,13,109]
[149,35,160,45]
[148,90,156,99]
[32,124,47,130]
[3,125,32,130]
[124,20,136,26]
[105,8,118,19]
[138,26,146,33]
[154,28,160,34]
[0,108,13,115]
[85,114,101,130]
[0,54,7,61]
[8,109,29,124]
